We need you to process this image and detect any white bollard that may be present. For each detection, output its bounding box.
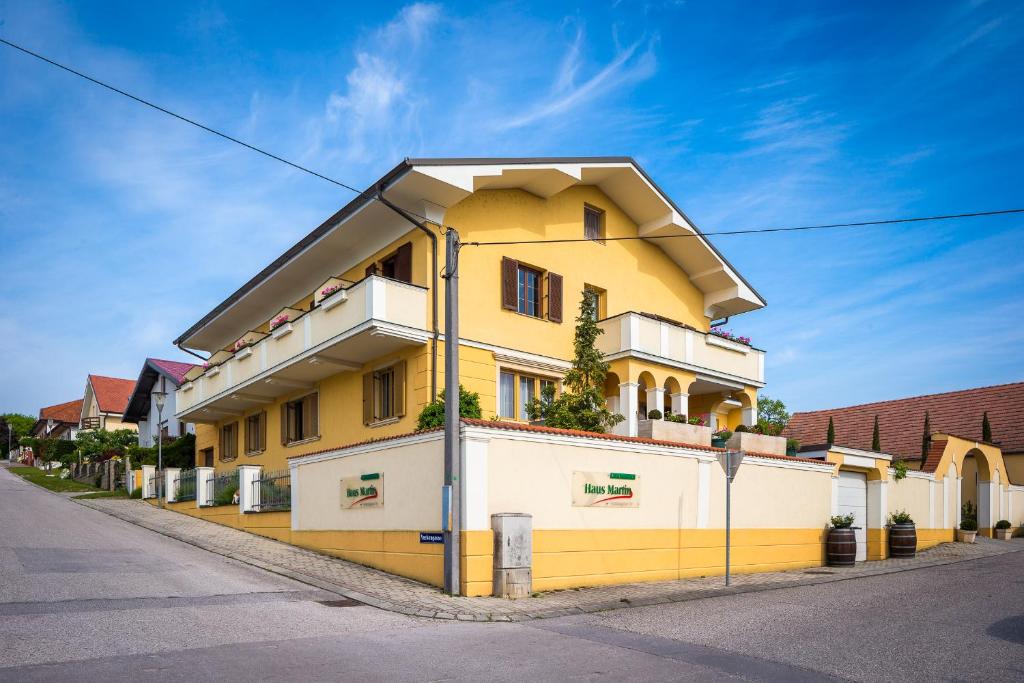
[237,465,262,513]
[165,468,181,503]
[195,467,214,507]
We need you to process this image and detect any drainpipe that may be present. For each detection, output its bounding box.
[176,343,210,363]
[710,316,729,329]
[375,189,440,401]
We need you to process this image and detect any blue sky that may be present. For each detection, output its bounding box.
[1,0,1022,416]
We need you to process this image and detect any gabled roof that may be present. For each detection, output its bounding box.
[87,375,136,415]
[122,358,200,423]
[175,156,765,352]
[38,399,84,424]
[784,382,1024,460]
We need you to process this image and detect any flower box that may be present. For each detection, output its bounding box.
[725,431,787,455]
[321,288,348,311]
[271,322,293,339]
[206,365,220,377]
[637,419,712,447]
[235,345,253,360]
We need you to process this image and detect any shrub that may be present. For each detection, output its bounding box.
[214,482,239,507]
[830,513,855,529]
[416,385,482,431]
[786,438,801,454]
[995,519,1011,530]
[892,459,908,481]
[734,424,748,433]
[959,517,978,532]
[713,429,732,440]
[889,510,914,525]
[687,416,705,426]
[129,486,142,499]
[665,414,687,424]
[646,409,662,420]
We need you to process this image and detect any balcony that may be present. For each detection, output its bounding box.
[176,276,428,422]
[596,312,764,388]
[80,416,101,430]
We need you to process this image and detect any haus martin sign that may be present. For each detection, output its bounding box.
[340,472,383,509]
[572,471,639,508]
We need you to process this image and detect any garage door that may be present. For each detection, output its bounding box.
[837,471,867,562]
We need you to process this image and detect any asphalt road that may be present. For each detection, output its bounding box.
[1,465,1020,682]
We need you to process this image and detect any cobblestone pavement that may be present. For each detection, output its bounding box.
[76,497,1023,622]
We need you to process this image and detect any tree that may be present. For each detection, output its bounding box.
[982,412,992,442]
[871,415,881,452]
[1,413,35,456]
[75,429,138,461]
[756,395,789,436]
[525,291,623,433]
[826,416,835,445]
[416,385,482,431]
[920,410,931,463]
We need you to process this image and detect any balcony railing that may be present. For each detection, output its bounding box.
[596,312,764,387]
[251,469,291,512]
[176,275,428,422]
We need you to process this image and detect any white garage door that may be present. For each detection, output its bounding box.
[837,471,867,562]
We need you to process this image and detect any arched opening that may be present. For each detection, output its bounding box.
[663,376,681,417]
[959,447,995,533]
[604,372,621,416]
[636,371,656,418]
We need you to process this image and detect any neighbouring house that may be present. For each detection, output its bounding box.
[79,374,137,432]
[173,157,767,473]
[30,399,84,441]
[785,382,1024,548]
[122,358,199,447]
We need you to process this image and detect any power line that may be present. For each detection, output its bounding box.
[3,37,1020,247]
[464,208,1024,247]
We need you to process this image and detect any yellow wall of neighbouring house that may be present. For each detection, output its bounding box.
[1002,454,1024,486]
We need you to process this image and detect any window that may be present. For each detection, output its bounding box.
[201,448,214,468]
[583,284,606,321]
[281,393,319,445]
[584,205,604,241]
[366,242,413,283]
[498,371,559,420]
[219,422,238,462]
[362,361,407,425]
[517,265,542,318]
[245,412,267,454]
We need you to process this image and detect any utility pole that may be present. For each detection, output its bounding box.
[442,228,461,595]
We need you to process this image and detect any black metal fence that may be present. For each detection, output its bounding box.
[208,469,240,506]
[175,469,197,502]
[252,469,291,512]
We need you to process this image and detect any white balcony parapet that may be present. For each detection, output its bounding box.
[596,312,765,388]
[175,276,428,422]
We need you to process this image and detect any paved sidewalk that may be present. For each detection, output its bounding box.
[76,497,1023,621]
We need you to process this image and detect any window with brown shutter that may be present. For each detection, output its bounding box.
[282,393,319,445]
[362,360,407,424]
[501,257,518,310]
[547,272,563,323]
[386,242,413,283]
[245,412,266,455]
[584,205,605,241]
[219,422,238,462]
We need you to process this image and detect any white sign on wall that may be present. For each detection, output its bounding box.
[571,471,640,508]
[340,472,383,509]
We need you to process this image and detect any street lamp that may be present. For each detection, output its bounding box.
[152,390,167,507]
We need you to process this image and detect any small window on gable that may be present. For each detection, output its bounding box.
[584,205,604,241]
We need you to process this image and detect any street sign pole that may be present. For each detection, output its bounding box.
[719,449,745,587]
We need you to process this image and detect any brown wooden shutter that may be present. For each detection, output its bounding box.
[501,257,518,310]
[393,361,407,417]
[280,404,289,445]
[393,242,413,283]
[306,393,319,437]
[547,272,563,323]
[362,372,374,425]
[259,411,267,452]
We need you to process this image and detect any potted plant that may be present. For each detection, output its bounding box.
[887,510,917,558]
[646,409,662,420]
[827,513,857,567]
[957,501,978,543]
[994,519,1012,540]
[712,429,732,448]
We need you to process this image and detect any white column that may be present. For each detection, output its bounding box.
[646,387,666,418]
[978,480,995,530]
[141,465,155,499]
[670,392,688,418]
[606,395,621,415]
[741,407,756,427]
[196,467,214,507]
[462,435,490,531]
[830,476,840,516]
[289,463,300,530]
[238,465,262,513]
[943,474,951,528]
[619,382,639,437]
[955,477,963,527]
[164,468,180,503]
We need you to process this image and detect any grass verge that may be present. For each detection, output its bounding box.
[9,466,100,493]
[75,489,128,499]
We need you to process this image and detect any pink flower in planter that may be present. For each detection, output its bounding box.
[321,284,342,298]
[270,314,290,329]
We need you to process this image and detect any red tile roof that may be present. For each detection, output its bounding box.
[784,382,1024,460]
[38,399,84,424]
[88,375,136,414]
[148,358,200,385]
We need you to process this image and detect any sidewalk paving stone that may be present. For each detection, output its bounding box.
[75,497,1024,621]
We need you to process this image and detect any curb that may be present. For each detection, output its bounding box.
[73,497,1024,622]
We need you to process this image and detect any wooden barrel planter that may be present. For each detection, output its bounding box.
[888,523,917,558]
[826,527,857,567]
